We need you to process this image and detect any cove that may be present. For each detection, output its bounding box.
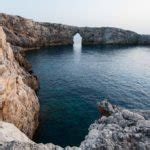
[26,45,150,147]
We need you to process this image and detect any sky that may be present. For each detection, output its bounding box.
[0,0,150,34]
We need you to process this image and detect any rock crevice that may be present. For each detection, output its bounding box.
[0,26,40,139]
[0,13,150,150]
[80,100,150,150]
[0,100,149,150]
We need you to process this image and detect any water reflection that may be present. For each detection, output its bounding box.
[73,44,82,63]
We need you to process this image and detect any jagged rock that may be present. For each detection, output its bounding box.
[132,109,150,120]
[12,50,39,91]
[97,100,115,116]
[1,142,81,150]
[0,13,150,150]
[0,122,80,150]
[80,100,150,150]
[0,100,149,150]
[14,51,32,71]
[0,26,40,138]
[121,109,145,121]
[0,13,150,49]
[0,64,7,75]
[23,74,39,91]
[0,82,6,95]
[0,121,33,143]
[0,48,4,64]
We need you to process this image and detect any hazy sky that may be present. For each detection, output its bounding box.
[0,0,150,34]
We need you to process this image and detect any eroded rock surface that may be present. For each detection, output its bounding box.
[0,26,40,138]
[1,142,81,150]
[80,100,150,150]
[0,13,150,150]
[0,121,33,143]
[0,13,150,49]
[0,121,80,150]
[0,100,149,150]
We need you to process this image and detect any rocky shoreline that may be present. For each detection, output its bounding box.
[1,13,150,50]
[80,100,150,150]
[0,27,39,139]
[0,13,150,150]
[1,100,149,150]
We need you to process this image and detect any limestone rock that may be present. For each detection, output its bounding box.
[122,109,145,121]
[0,121,80,150]
[80,100,150,150]
[14,51,32,71]
[0,26,40,138]
[12,50,39,91]
[97,100,115,116]
[0,100,149,150]
[0,13,150,49]
[0,12,150,150]
[1,142,81,150]
[0,121,33,143]
[0,64,7,75]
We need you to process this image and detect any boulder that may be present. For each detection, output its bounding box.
[0,121,33,143]
[80,100,150,150]
[97,100,115,116]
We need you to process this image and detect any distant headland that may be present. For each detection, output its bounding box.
[1,13,150,52]
[0,13,150,150]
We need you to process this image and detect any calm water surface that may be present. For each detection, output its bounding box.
[26,45,150,147]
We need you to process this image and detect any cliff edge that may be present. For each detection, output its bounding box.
[80,100,150,150]
[0,26,40,138]
[0,100,149,150]
[0,13,150,150]
[0,13,150,50]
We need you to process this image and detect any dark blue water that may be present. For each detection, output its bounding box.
[26,45,150,147]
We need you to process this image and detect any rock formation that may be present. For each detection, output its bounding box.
[0,100,149,150]
[80,100,150,150]
[0,121,80,150]
[0,121,33,143]
[0,13,150,150]
[0,26,40,138]
[0,13,150,50]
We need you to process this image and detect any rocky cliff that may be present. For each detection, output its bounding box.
[0,13,150,150]
[0,22,82,150]
[0,26,40,138]
[0,121,80,150]
[0,100,149,150]
[80,100,150,150]
[0,13,150,50]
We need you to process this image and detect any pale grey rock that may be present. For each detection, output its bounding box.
[122,109,145,121]
[0,100,149,150]
[1,141,80,150]
[0,121,80,150]
[132,109,150,120]
[80,100,150,150]
[0,121,33,143]
[137,120,150,128]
